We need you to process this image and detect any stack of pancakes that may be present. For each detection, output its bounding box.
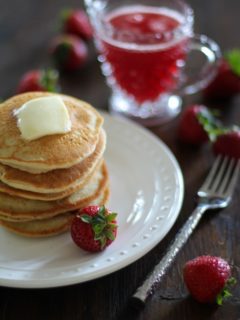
[0,92,109,237]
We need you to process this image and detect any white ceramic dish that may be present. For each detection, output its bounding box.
[0,112,184,288]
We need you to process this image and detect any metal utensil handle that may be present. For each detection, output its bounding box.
[132,204,208,305]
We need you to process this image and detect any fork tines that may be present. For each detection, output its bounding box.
[200,155,240,196]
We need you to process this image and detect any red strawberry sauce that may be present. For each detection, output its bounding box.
[99,6,189,103]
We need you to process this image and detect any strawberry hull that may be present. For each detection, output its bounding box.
[71,206,118,253]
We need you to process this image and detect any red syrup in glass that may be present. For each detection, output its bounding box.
[100,6,189,103]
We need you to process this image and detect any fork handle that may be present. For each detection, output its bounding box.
[132,204,208,308]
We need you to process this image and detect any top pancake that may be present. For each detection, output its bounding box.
[0,92,103,173]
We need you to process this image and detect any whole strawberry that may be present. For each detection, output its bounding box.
[203,49,240,100]
[178,105,216,145]
[183,255,236,304]
[71,205,118,252]
[16,69,59,94]
[61,9,93,40]
[50,35,88,71]
[212,129,240,159]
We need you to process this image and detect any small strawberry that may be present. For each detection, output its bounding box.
[183,255,236,304]
[203,49,240,100]
[61,9,93,40]
[178,105,220,145]
[16,69,59,94]
[50,35,88,71]
[212,129,240,159]
[71,205,118,252]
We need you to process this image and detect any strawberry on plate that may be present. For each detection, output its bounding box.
[178,104,219,145]
[212,129,240,159]
[183,255,236,304]
[61,9,93,40]
[71,205,118,253]
[50,34,88,71]
[16,69,59,94]
[203,49,240,100]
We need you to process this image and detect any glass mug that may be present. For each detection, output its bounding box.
[85,0,220,126]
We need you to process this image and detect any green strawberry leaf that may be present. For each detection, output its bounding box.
[100,237,107,249]
[80,214,92,224]
[93,223,106,236]
[107,213,117,222]
[40,69,59,92]
[197,108,227,142]
[98,205,107,217]
[225,49,240,77]
[108,223,117,229]
[105,230,116,241]
[216,277,237,305]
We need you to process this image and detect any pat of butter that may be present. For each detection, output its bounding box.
[15,96,72,140]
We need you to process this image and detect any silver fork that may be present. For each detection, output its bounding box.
[132,155,240,308]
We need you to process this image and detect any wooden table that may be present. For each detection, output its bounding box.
[0,1,240,319]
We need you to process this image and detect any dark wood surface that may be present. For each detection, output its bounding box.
[0,1,240,319]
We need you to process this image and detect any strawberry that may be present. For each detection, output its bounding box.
[203,49,240,100]
[183,255,236,304]
[178,105,219,145]
[61,9,93,40]
[50,35,88,71]
[212,129,240,159]
[71,205,118,252]
[16,69,59,94]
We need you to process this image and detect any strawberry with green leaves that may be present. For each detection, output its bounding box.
[16,69,59,94]
[50,35,88,71]
[178,104,221,145]
[71,205,118,252]
[183,255,236,304]
[204,49,240,100]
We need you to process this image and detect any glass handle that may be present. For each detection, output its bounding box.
[179,34,221,95]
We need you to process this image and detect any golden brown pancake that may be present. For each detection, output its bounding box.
[0,187,110,237]
[0,160,101,201]
[0,162,109,222]
[0,129,106,197]
[0,92,103,173]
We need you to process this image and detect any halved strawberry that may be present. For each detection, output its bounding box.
[71,205,118,252]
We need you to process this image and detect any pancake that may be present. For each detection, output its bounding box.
[0,162,109,222]
[0,187,110,237]
[0,92,103,173]
[0,129,106,197]
[0,159,101,201]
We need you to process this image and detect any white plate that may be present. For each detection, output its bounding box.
[0,112,184,288]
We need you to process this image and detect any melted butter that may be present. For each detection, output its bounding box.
[14,96,72,140]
